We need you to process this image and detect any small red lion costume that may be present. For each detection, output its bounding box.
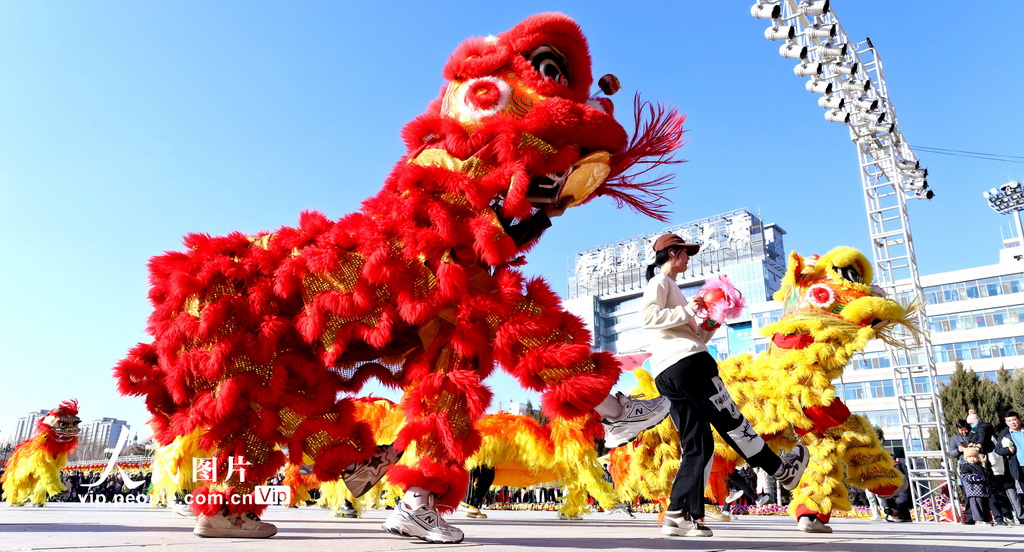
[115,13,684,516]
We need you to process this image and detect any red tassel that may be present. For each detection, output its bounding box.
[600,94,687,222]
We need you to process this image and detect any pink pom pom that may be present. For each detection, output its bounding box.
[697,274,745,322]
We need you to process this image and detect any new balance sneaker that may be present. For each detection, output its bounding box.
[726,489,744,503]
[602,393,671,448]
[382,491,464,544]
[774,445,810,491]
[193,511,277,538]
[341,443,403,498]
[459,502,487,519]
[704,504,732,522]
[797,515,833,533]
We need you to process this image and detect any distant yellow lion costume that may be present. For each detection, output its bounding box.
[2,400,81,506]
[611,246,914,528]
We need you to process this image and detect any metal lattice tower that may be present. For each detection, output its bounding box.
[751,0,957,522]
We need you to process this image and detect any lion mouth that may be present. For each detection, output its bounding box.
[525,151,612,208]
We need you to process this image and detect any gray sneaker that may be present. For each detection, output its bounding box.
[602,393,671,448]
[774,445,809,490]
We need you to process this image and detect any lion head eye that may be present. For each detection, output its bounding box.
[838,265,862,284]
[528,46,569,86]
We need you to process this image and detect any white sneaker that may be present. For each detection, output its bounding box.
[382,490,464,544]
[869,514,882,521]
[193,511,278,538]
[663,511,714,536]
[342,443,402,498]
[726,489,744,504]
[607,502,635,518]
[557,512,583,520]
[798,516,833,533]
[756,494,772,506]
[171,499,196,518]
[774,445,810,490]
[661,510,688,536]
[602,393,670,448]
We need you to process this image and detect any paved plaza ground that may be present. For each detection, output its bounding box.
[2,503,1022,552]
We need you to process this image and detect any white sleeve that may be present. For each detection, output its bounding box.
[640,276,696,330]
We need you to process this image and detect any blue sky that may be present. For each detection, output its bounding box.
[2,1,1022,442]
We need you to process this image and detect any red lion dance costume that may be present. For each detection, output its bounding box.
[115,13,683,543]
[1,400,81,507]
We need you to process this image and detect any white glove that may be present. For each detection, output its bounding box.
[1003,437,1014,448]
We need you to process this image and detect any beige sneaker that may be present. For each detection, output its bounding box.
[194,511,278,538]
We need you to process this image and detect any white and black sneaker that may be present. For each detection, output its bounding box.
[602,393,671,448]
[661,510,688,536]
[341,443,402,498]
[686,519,713,537]
[774,445,809,491]
[382,489,464,544]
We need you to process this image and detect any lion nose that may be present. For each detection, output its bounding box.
[464,78,507,111]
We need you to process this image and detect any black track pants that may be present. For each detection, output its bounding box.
[655,352,782,518]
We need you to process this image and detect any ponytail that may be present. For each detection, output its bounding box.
[645,248,673,281]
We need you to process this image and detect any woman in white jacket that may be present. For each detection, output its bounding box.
[641,233,809,538]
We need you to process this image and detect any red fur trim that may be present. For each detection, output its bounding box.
[385,460,468,511]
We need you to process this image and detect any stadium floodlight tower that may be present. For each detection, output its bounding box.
[751,0,956,523]
[984,181,1024,247]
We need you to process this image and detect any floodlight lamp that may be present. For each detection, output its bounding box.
[779,41,808,59]
[859,111,886,124]
[908,179,929,191]
[817,41,848,57]
[806,23,837,39]
[842,79,871,93]
[751,2,782,19]
[833,61,859,75]
[984,191,991,199]
[914,189,935,200]
[765,25,796,41]
[824,109,850,123]
[990,187,1000,196]
[794,61,822,77]
[866,122,894,134]
[1001,181,1022,191]
[805,79,833,94]
[853,97,879,111]
[817,95,844,109]
[799,0,830,16]
[896,158,920,171]
[907,168,928,179]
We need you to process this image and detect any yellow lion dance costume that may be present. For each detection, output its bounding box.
[2,400,82,506]
[612,246,914,532]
